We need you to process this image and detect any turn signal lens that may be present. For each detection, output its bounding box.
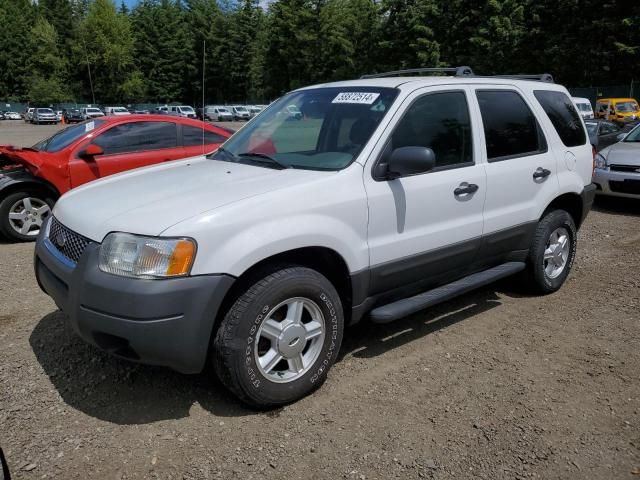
[99,233,196,278]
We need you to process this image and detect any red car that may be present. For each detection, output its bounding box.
[0,115,231,241]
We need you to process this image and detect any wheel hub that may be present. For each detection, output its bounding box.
[544,227,570,279]
[276,324,307,358]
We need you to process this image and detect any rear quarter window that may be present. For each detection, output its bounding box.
[534,90,586,147]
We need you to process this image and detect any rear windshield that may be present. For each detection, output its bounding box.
[616,101,639,112]
[32,120,105,152]
[534,90,586,147]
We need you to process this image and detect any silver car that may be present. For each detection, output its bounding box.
[31,108,58,124]
[593,124,640,198]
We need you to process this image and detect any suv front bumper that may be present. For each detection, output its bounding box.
[34,226,235,373]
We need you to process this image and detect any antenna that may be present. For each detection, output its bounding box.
[202,40,206,151]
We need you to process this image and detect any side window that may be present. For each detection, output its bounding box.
[93,122,178,155]
[602,122,619,134]
[534,90,586,147]
[391,91,473,168]
[183,125,226,146]
[476,90,545,161]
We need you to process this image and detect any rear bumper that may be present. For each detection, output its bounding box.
[34,226,235,373]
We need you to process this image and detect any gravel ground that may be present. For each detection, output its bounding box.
[0,124,639,479]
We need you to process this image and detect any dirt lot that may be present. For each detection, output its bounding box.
[0,123,639,479]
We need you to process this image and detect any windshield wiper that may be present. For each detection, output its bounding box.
[238,152,289,169]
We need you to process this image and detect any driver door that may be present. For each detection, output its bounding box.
[69,121,184,188]
[363,86,486,297]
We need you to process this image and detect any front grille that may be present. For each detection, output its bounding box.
[48,217,92,264]
[610,164,640,173]
[609,179,640,195]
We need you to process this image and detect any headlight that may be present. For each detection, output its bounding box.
[99,232,196,278]
[594,153,607,169]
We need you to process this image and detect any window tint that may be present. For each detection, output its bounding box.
[93,121,177,155]
[601,122,619,134]
[476,90,544,161]
[391,91,473,168]
[534,90,586,147]
[183,125,226,146]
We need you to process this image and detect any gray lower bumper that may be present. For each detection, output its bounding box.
[593,168,640,198]
[34,233,234,374]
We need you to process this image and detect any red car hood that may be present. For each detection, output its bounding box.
[0,145,44,173]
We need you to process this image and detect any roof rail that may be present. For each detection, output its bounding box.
[488,73,555,83]
[360,66,474,79]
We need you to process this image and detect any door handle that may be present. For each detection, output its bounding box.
[533,167,551,179]
[454,183,479,196]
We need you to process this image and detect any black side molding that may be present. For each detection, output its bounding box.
[370,262,526,324]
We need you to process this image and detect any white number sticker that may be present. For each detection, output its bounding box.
[85,121,95,132]
[332,92,380,105]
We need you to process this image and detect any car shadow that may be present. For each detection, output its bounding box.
[30,283,511,424]
[592,195,640,217]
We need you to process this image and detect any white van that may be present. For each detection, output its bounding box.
[35,67,596,407]
[572,97,594,119]
[169,105,197,118]
[104,106,131,116]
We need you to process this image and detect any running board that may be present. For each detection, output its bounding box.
[369,262,526,324]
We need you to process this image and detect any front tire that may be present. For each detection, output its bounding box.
[0,191,54,242]
[213,266,344,408]
[525,210,577,293]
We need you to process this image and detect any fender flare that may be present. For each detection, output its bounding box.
[0,169,60,200]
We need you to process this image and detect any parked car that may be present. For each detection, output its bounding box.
[278,104,303,120]
[55,110,63,122]
[154,105,170,114]
[31,68,596,407]
[23,108,34,123]
[572,97,594,119]
[585,119,635,151]
[227,105,251,121]
[593,123,640,198]
[31,108,58,124]
[0,112,5,120]
[0,115,230,241]
[80,107,105,120]
[131,109,150,115]
[169,105,197,118]
[4,111,21,120]
[63,109,84,123]
[104,106,132,116]
[595,98,640,125]
[203,106,233,122]
[247,105,263,118]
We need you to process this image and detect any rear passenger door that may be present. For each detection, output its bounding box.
[472,87,558,264]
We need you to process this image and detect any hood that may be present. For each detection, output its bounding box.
[602,142,640,166]
[53,156,329,242]
[0,145,45,172]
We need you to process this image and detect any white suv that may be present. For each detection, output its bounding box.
[34,67,596,407]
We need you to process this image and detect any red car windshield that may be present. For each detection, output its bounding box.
[32,120,105,152]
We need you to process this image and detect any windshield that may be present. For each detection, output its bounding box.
[235,107,248,112]
[616,102,639,112]
[180,106,194,112]
[576,103,592,112]
[585,122,598,135]
[113,107,128,113]
[32,120,105,152]
[623,125,640,142]
[87,108,101,113]
[37,108,54,114]
[209,87,399,171]
[219,108,230,113]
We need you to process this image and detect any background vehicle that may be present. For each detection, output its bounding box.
[5,112,21,120]
[595,98,640,125]
[63,109,84,123]
[0,112,4,120]
[585,119,634,151]
[202,106,233,121]
[80,107,105,120]
[23,108,34,123]
[248,105,263,118]
[31,108,58,125]
[227,105,250,121]
[169,105,197,118]
[593,124,640,198]
[104,106,132,116]
[572,97,594,119]
[0,116,230,241]
[154,106,169,114]
[33,69,595,407]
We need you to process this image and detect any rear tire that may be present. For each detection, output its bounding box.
[525,210,577,294]
[213,266,344,408]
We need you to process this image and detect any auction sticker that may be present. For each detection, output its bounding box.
[85,121,95,132]
[332,92,380,104]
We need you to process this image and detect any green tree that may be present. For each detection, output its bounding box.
[27,16,70,103]
[0,0,36,99]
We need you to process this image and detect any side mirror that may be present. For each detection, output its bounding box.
[78,144,104,159]
[376,146,436,180]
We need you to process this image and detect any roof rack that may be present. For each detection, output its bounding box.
[359,67,554,83]
[360,66,474,79]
